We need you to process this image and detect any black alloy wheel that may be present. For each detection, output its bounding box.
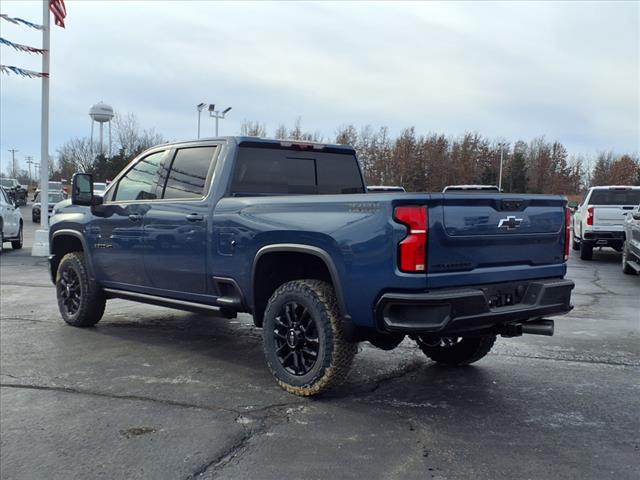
[59,267,81,316]
[273,301,320,376]
[415,334,496,366]
[262,280,357,396]
[55,252,106,327]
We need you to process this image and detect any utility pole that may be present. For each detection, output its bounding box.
[25,156,35,185]
[8,149,19,177]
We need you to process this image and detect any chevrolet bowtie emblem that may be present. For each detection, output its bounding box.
[498,215,523,230]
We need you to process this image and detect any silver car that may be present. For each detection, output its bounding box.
[0,186,24,254]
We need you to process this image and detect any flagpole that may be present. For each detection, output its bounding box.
[41,0,50,229]
[33,0,50,256]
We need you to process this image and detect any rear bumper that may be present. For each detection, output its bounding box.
[375,278,574,335]
[583,230,624,247]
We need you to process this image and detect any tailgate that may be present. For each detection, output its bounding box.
[593,206,635,230]
[428,194,567,288]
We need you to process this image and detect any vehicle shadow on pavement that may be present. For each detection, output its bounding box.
[89,310,511,409]
[575,248,621,264]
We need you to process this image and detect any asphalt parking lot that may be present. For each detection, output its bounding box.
[1,205,639,480]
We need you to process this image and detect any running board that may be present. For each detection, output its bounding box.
[103,288,237,314]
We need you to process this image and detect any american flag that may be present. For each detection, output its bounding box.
[49,0,66,28]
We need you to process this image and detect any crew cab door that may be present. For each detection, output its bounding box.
[142,145,219,298]
[90,149,169,288]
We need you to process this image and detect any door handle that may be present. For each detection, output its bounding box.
[186,213,204,222]
[128,213,142,222]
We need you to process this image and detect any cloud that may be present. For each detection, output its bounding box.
[1,0,638,173]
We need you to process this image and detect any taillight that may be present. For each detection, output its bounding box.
[394,206,428,272]
[586,206,594,226]
[564,207,571,261]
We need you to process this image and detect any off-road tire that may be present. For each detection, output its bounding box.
[416,335,496,366]
[56,252,106,327]
[622,243,635,275]
[579,241,593,260]
[262,279,357,396]
[11,223,23,250]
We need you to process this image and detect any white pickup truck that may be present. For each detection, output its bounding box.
[572,186,640,260]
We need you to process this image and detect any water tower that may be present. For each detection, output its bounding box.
[89,102,114,157]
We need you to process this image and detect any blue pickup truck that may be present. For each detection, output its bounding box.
[49,137,574,396]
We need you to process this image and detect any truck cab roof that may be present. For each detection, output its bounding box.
[161,136,356,154]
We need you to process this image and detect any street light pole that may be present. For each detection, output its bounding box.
[196,103,206,139]
[499,147,504,191]
[208,105,232,136]
[498,143,509,192]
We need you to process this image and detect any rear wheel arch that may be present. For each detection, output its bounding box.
[251,244,348,328]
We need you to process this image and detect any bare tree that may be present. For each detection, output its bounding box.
[274,124,288,139]
[113,112,164,158]
[57,137,95,174]
[240,120,267,137]
[289,117,303,140]
[335,125,358,146]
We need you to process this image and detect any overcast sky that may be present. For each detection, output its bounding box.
[1,0,638,173]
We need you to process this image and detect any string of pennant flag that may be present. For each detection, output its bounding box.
[0,1,66,78]
[0,13,45,30]
[0,37,46,54]
[0,65,49,78]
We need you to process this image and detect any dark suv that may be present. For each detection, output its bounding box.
[0,178,27,206]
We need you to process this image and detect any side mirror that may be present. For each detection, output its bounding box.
[72,173,94,206]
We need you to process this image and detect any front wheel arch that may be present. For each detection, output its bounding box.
[50,230,93,284]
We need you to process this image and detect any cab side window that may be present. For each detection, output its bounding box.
[161,146,217,200]
[113,150,167,202]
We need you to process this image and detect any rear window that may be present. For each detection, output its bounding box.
[589,189,640,205]
[231,147,364,195]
